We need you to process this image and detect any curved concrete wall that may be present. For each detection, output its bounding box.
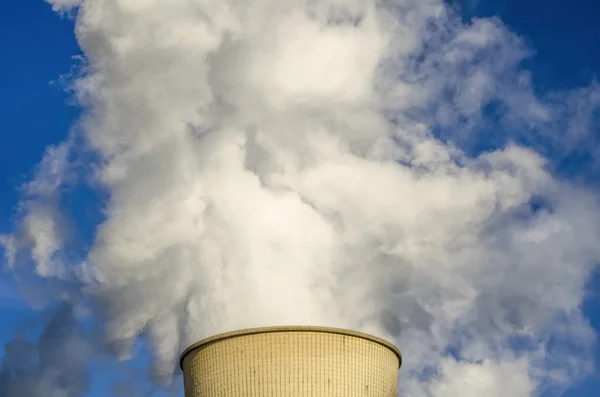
[180,326,401,397]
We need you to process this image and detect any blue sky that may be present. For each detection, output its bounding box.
[0,4,73,307]
[1,1,600,396]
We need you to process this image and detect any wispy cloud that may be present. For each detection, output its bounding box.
[0,305,91,397]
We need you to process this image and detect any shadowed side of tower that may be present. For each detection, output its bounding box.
[180,326,402,397]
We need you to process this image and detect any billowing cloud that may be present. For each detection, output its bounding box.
[3,0,600,396]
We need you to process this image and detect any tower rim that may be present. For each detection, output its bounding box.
[179,325,402,370]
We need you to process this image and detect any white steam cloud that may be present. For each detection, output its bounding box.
[3,0,600,396]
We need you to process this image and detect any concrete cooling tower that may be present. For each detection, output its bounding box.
[180,326,402,397]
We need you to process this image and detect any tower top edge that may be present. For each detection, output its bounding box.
[179,325,402,370]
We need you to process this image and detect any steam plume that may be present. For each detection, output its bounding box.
[3,0,600,396]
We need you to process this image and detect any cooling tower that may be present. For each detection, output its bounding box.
[180,326,402,397]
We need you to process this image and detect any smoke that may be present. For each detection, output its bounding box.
[2,0,600,395]
[0,305,91,397]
